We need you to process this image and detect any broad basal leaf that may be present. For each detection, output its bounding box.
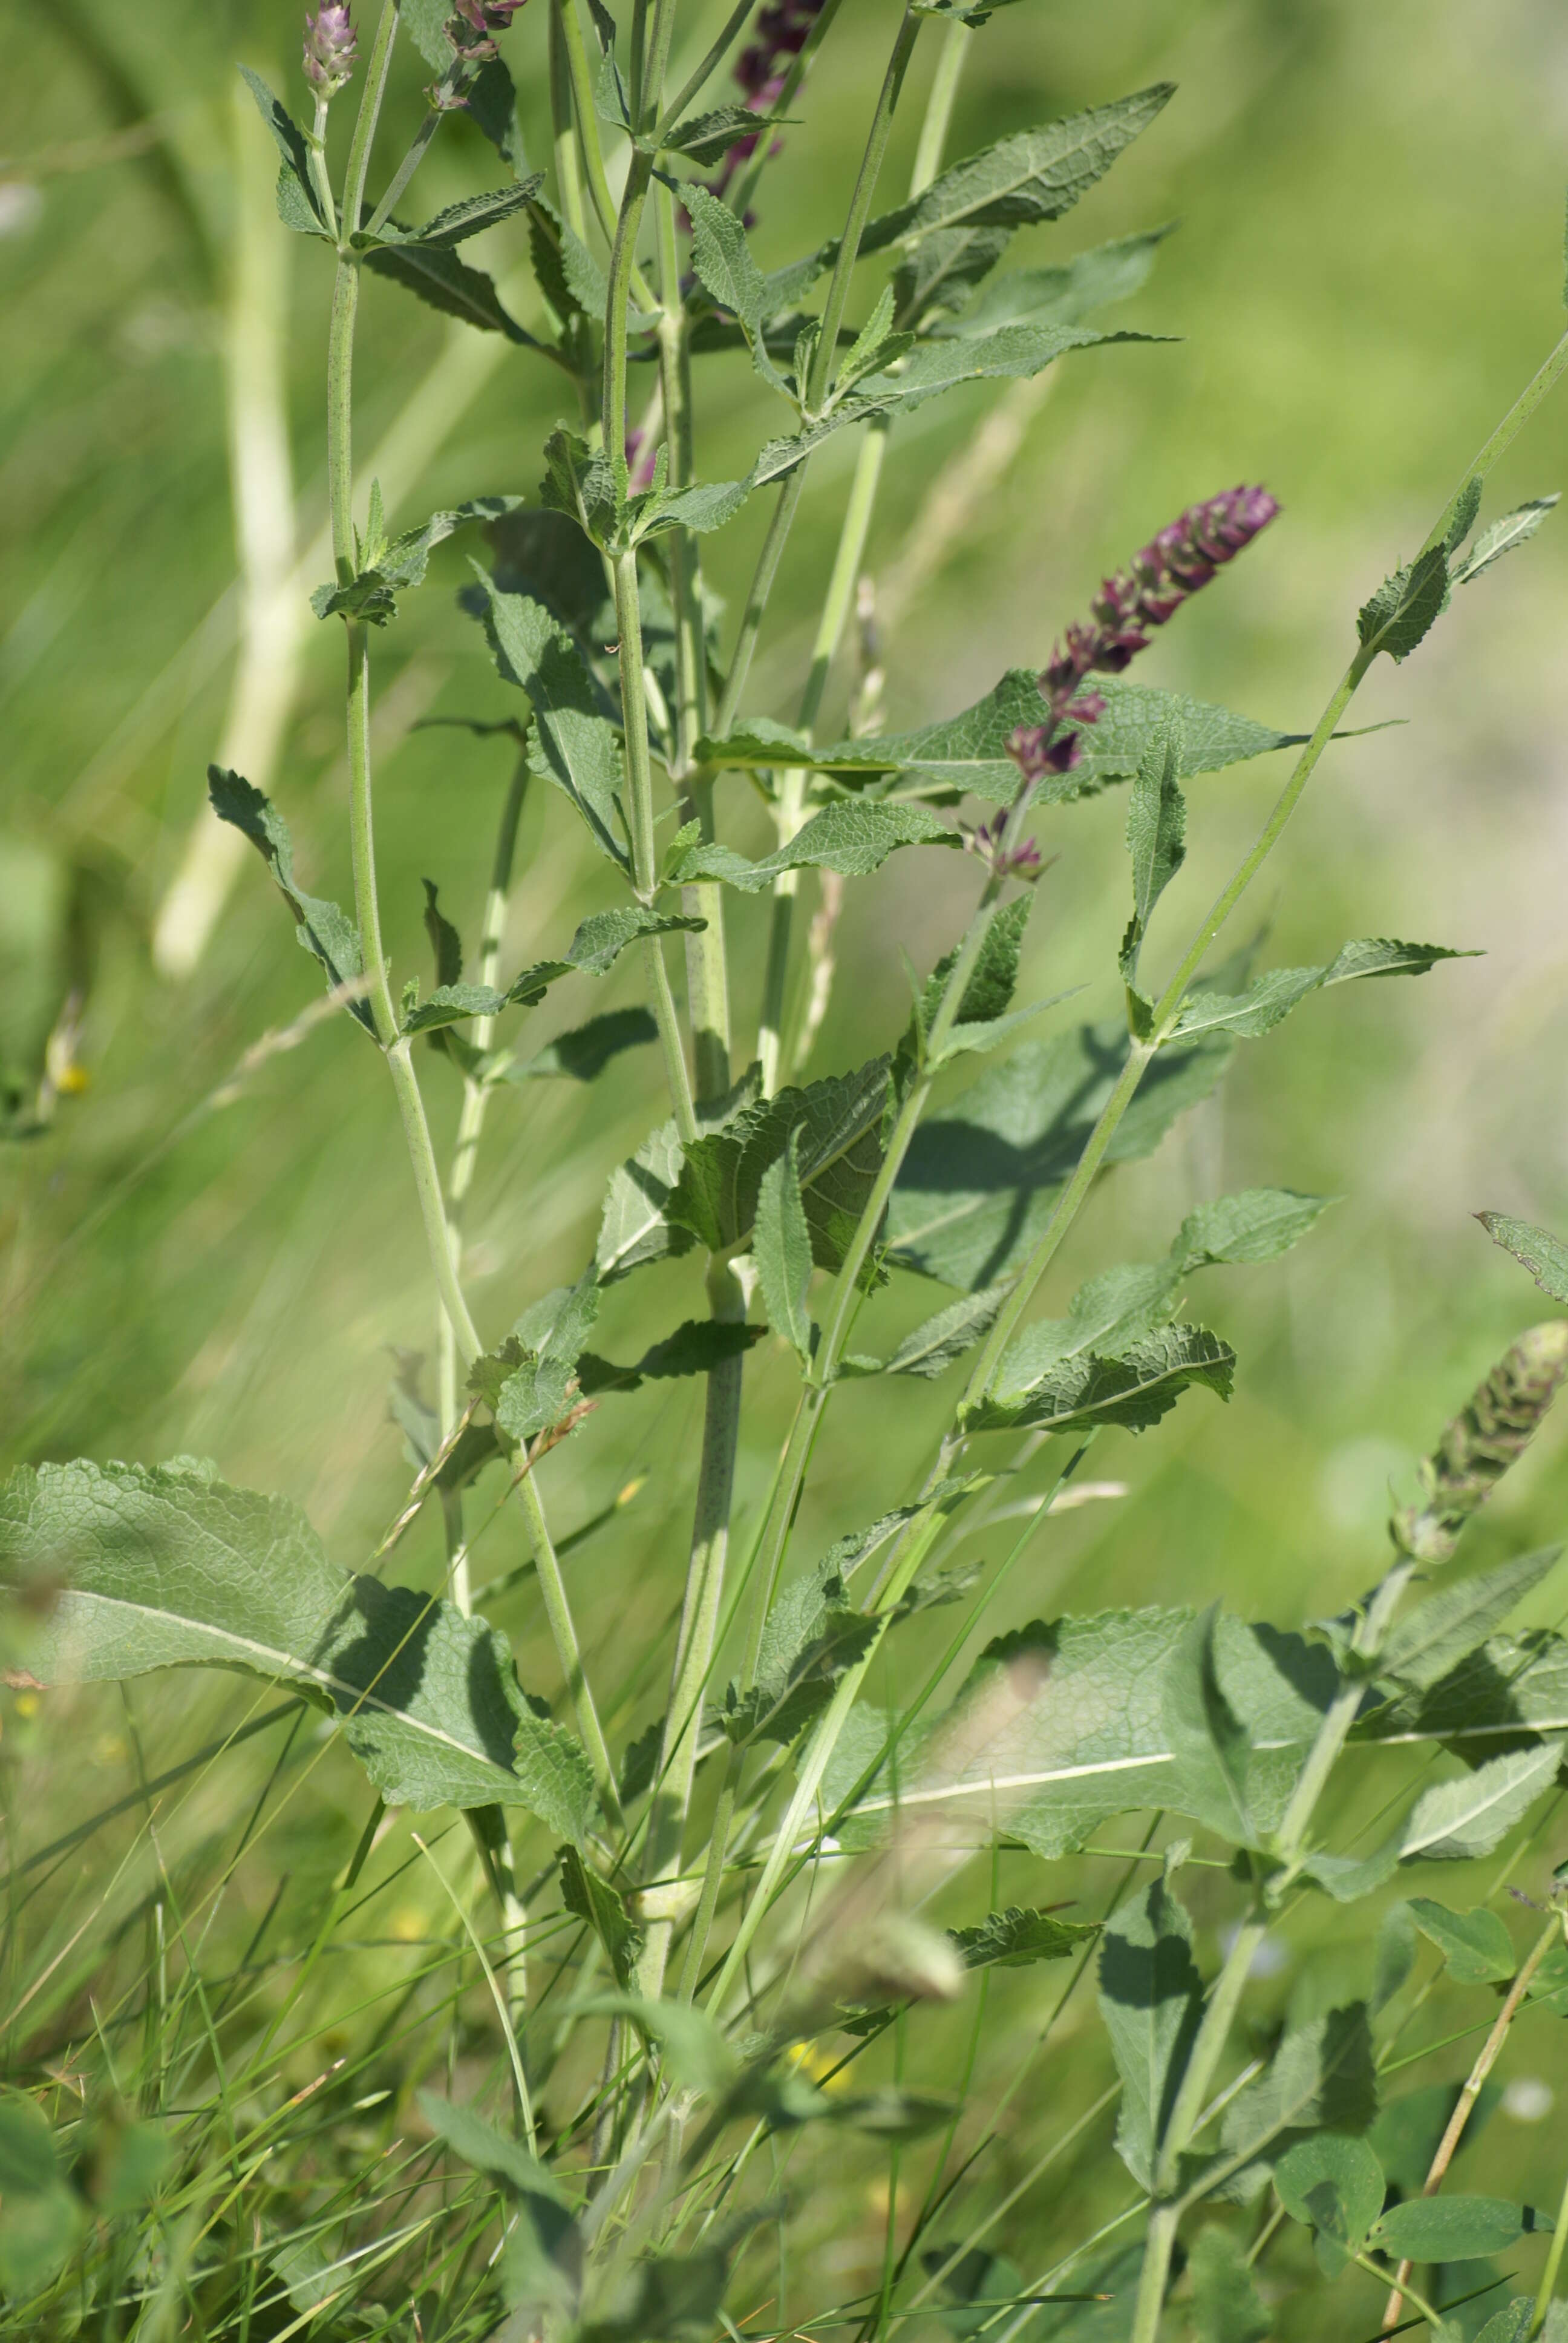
[1098,1873,1204,2190]
[469,574,630,869]
[836,1606,1337,1858]
[208,767,372,1029]
[0,1460,597,1838]
[889,1017,1234,1291]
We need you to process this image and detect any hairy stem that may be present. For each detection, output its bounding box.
[548,0,588,241]
[806,7,920,418]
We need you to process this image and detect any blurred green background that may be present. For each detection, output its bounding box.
[6,1,1568,2334]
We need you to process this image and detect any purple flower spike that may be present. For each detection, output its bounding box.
[448,0,530,57]
[707,0,828,202]
[303,4,358,96]
[964,814,1044,882]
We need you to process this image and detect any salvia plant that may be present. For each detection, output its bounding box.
[8,5,1568,2339]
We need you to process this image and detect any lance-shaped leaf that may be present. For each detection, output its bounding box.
[596,1118,696,1283]
[469,574,630,868]
[1356,543,1450,663]
[538,426,630,551]
[208,767,373,1031]
[1368,2197,1554,2262]
[1450,494,1558,586]
[1098,1873,1205,2190]
[420,2089,582,2326]
[0,1460,598,1837]
[559,1847,644,1990]
[505,906,707,1011]
[719,1558,878,1749]
[860,86,1176,254]
[754,1130,814,1360]
[1120,717,1185,998]
[837,1607,1338,1858]
[889,1016,1234,1291]
[668,1058,890,1270]
[1477,1211,1568,1305]
[238,65,328,239]
[851,319,1163,421]
[630,474,753,543]
[362,179,542,251]
[667,800,959,891]
[1378,1547,1563,1693]
[364,241,539,344]
[577,1319,762,1395]
[492,1007,658,1083]
[1170,937,1471,1042]
[314,497,526,624]
[962,1322,1236,1437]
[684,183,791,396]
[659,102,795,166]
[1397,1739,1566,1861]
[1354,1627,1568,1751]
[939,224,1173,340]
[881,1283,1011,1380]
[698,672,1295,806]
[949,1906,1099,1968]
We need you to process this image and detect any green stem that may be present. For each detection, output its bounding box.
[548,0,588,241]
[907,19,969,197]
[1532,2127,1568,2336]
[603,152,656,472]
[728,0,848,222]
[712,468,809,739]
[638,1257,748,1997]
[806,7,920,418]
[655,0,759,136]
[1422,327,1568,555]
[555,0,653,309]
[306,96,338,238]
[1353,2255,1448,2334]
[339,0,399,243]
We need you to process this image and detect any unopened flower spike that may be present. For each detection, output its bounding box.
[1392,1319,1568,1563]
[302,4,358,96]
[1006,486,1279,788]
[963,815,1044,883]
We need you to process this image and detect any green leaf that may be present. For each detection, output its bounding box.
[422,876,463,989]
[835,284,915,397]
[364,240,539,342]
[754,1129,815,1360]
[1406,1898,1518,1984]
[631,475,753,542]
[0,2091,85,2298]
[417,2090,572,2207]
[237,65,327,237]
[724,672,1293,806]
[481,1275,599,1442]
[1380,1548,1563,1693]
[1161,1603,1256,1844]
[1171,1187,1338,1270]
[1121,717,1185,988]
[1373,1898,1419,2012]
[540,425,630,550]
[470,574,630,869]
[1274,2132,1383,2276]
[658,102,791,165]
[1369,2196,1552,2261]
[1097,1873,1204,2190]
[402,981,508,1036]
[720,1558,877,1749]
[420,2090,581,2324]
[1474,2303,1538,2343]
[668,1057,890,1270]
[942,225,1174,339]
[596,1118,696,1283]
[909,893,1035,1049]
[365,179,541,251]
[207,767,372,1029]
[962,1321,1235,1437]
[1171,937,1471,1041]
[1356,544,1450,662]
[577,1319,762,1395]
[883,1283,1011,1380]
[889,1017,1234,1291]
[860,86,1176,254]
[506,907,705,1010]
[313,497,524,624]
[665,800,959,890]
[684,183,791,397]
[849,319,1162,421]
[560,1846,645,1990]
[0,1458,598,1837]
[1356,1628,1568,1752]
[1187,2226,1270,2343]
[493,1007,659,1083]
[577,1995,736,2099]
[948,1906,1098,1968]
[1451,496,1559,586]
[1218,2003,1378,2194]
[1397,1740,1565,1861]
[400,0,459,66]
[1477,1211,1568,1305]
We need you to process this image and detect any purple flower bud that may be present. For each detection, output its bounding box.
[964,814,1044,881]
[448,0,529,56]
[1005,724,1082,782]
[303,4,358,96]
[1039,485,1279,716]
[707,0,828,203]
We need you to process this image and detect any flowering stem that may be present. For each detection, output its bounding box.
[547,0,588,241]
[306,97,338,237]
[338,0,397,242]
[655,0,763,137]
[807,7,920,418]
